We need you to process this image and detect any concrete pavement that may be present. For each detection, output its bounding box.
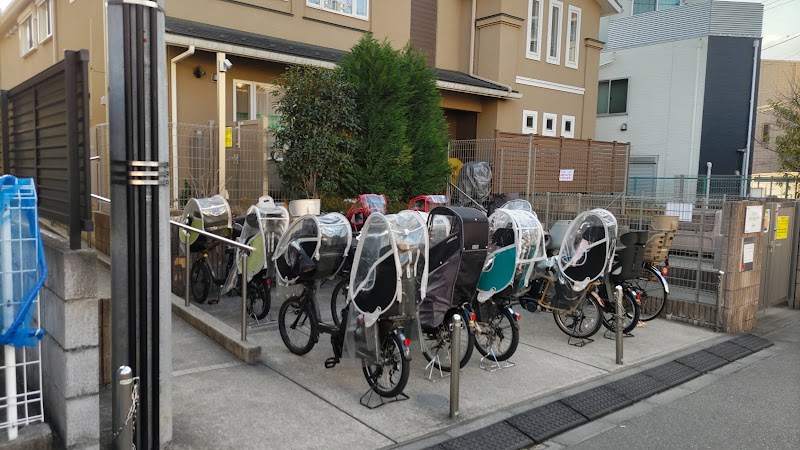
[169,288,722,449]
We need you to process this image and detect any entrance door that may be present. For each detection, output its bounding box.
[760,202,796,308]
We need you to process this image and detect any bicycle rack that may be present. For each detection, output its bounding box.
[479,348,516,372]
[423,355,449,382]
[359,389,409,410]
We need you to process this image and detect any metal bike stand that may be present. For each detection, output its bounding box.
[479,347,516,372]
[418,320,449,382]
[359,389,410,410]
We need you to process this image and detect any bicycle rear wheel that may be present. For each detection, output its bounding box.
[634,265,668,321]
[330,279,349,327]
[362,333,410,398]
[473,303,519,362]
[421,311,474,372]
[601,289,640,334]
[190,261,211,304]
[553,294,603,338]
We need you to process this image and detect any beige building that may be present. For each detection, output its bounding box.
[1,0,620,141]
[753,60,800,174]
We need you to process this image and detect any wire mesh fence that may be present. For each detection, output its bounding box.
[628,175,800,200]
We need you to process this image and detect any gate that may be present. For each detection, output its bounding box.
[760,201,798,308]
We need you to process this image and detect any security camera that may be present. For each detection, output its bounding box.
[219,59,233,72]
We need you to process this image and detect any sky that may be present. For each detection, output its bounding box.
[0,0,798,60]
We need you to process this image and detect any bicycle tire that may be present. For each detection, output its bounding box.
[362,333,410,398]
[330,279,349,327]
[421,311,475,372]
[601,288,640,334]
[553,294,603,338]
[474,306,519,362]
[278,296,318,355]
[247,280,271,320]
[190,261,211,304]
[635,265,668,321]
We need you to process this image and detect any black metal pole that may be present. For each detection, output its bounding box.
[108,0,171,448]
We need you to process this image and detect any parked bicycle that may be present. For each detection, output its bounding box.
[474,201,547,363]
[633,215,678,321]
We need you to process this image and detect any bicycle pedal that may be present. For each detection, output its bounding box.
[324,357,339,369]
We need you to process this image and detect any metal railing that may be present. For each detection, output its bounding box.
[169,220,254,341]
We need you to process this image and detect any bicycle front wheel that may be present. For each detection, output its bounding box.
[330,279,349,327]
[362,333,410,398]
[278,296,318,355]
[635,265,668,321]
[421,311,474,372]
[190,261,211,304]
[247,280,271,320]
[553,294,603,338]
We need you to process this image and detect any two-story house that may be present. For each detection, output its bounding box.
[1,0,622,140]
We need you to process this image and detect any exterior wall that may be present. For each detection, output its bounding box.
[470,0,606,139]
[698,35,761,177]
[435,0,471,73]
[596,37,708,178]
[753,61,800,174]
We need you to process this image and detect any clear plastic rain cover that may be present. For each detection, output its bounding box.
[179,195,232,252]
[499,199,533,213]
[343,211,428,366]
[456,161,492,205]
[477,208,547,302]
[222,202,289,294]
[556,208,617,290]
[273,213,351,284]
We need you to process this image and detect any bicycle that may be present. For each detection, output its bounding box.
[632,262,669,321]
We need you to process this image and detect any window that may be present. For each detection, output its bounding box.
[526,0,544,60]
[306,0,368,20]
[37,0,52,43]
[546,0,563,65]
[19,14,36,56]
[561,115,575,138]
[522,110,538,134]
[762,124,770,144]
[233,80,282,129]
[633,0,680,15]
[565,6,581,69]
[542,112,557,137]
[597,79,629,115]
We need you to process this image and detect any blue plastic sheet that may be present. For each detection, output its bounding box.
[0,175,46,347]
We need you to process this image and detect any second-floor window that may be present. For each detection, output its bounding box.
[566,6,581,69]
[633,0,680,15]
[526,0,544,60]
[546,0,563,65]
[307,0,368,20]
[19,14,36,56]
[597,79,629,115]
[37,0,53,43]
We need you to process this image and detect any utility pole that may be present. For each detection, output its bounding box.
[107,0,172,448]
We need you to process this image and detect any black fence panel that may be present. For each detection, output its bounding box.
[1,50,93,249]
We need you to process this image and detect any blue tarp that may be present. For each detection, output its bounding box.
[0,175,46,347]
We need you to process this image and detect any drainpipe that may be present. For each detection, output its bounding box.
[741,39,760,194]
[216,52,227,197]
[689,38,703,176]
[170,45,195,207]
[469,0,513,93]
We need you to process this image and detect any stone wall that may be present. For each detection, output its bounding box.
[40,230,100,449]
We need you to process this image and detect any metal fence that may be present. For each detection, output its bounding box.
[93,122,288,216]
[628,175,800,200]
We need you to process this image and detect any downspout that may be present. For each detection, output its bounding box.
[741,39,759,191]
[689,38,703,177]
[468,0,513,94]
[170,45,195,207]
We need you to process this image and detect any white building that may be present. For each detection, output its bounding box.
[595,0,763,187]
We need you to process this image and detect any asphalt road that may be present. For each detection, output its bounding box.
[563,317,800,449]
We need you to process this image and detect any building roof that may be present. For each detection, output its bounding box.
[165,17,515,95]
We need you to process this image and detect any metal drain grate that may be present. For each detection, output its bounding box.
[506,401,588,443]
[605,373,669,402]
[675,350,729,373]
[436,421,533,450]
[642,361,701,387]
[728,334,773,352]
[560,386,633,420]
[704,341,753,362]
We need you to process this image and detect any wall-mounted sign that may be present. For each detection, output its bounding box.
[744,205,763,234]
[225,126,233,148]
[763,209,771,233]
[665,202,693,222]
[742,236,755,272]
[559,169,574,182]
[776,216,790,240]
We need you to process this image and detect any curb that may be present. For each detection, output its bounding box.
[171,295,261,364]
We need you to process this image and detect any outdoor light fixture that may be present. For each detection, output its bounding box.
[193,66,205,78]
[212,73,218,82]
[620,123,628,131]
[219,58,233,72]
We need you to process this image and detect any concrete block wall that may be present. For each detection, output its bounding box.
[717,201,764,333]
[40,230,100,449]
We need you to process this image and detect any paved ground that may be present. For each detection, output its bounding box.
[549,307,800,449]
[170,287,720,449]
